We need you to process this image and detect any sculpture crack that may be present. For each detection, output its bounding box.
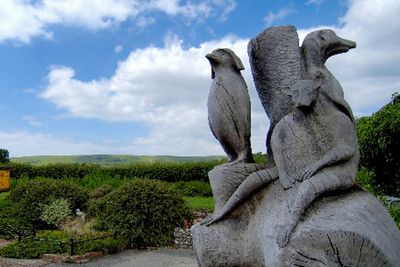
[294,250,327,266]
[327,233,344,267]
[357,237,365,267]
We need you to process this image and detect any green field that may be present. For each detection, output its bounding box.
[184,196,215,212]
[11,154,225,166]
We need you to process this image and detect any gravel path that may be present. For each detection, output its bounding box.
[47,249,198,267]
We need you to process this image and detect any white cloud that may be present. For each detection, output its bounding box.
[114,45,123,53]
[264,7,295,27]
[135,16,156,29]
[36,0,400,157]
[22,116,43,127]
[41,34,267,155]
[306,0,325,6]
[0,131,108,156]
[0,0,237,43]
[298,0,400,116]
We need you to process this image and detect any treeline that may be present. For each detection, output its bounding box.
[356,92,400,196]
[1,160,224,183]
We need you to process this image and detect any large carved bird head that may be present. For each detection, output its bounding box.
[302,29,356,63]
[206,48,244,79]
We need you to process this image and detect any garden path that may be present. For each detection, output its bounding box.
[48,248,197,267]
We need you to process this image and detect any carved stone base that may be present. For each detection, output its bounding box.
[192,166,400,266]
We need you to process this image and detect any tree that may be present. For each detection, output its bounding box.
[356,93,400,196]
[0,149,10,163]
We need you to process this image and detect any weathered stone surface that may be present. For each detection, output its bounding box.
[208,163,265,213]
[206,48,254,164]
[192,26,400,267]
[193,177,400,266]
[248,25,299,158]
[174,227,192,249]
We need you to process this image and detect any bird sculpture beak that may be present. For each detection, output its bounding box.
[206,53,219,62]
[325,37,356,60]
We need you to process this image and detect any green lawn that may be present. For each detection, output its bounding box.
[184,196,214,212]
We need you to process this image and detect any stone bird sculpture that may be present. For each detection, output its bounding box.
[206,48,254,164]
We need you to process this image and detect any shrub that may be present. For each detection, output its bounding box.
[40,199,72,228]
[389,204,400,228]
[0,218,34,240]
[0,148,10,163]
[0,239,68,259]
[356,167,383,196]
[9,178,88,228]
[356,93,400,196]
[89,185,114,199]
[76,237,125,255]
[170,181,212,197]
[96,179,190,247]
[36,230,71,241]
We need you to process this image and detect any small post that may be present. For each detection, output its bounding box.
[70,238,75,256]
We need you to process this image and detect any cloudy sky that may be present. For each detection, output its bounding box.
[0,0,399,157]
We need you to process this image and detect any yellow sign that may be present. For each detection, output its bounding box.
[0,170,10,192]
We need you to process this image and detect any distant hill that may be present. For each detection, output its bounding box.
[10,155,226,165]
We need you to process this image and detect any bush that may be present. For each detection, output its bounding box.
[89,185,114,199]
[0,238,68,259]
[170,181,212,197]
[40,199,72,228]
[76,237,125,255]
[36,230,71,241]
[356,93,400,196]
[96,179,190,247]
[389,204,400,228]
[0,148,10,163]
[0,218,34,240]
[9,178,88,228]
[356,167,383,196]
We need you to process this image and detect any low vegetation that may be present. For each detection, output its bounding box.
[0,164,216,259]
[0,114,399,261]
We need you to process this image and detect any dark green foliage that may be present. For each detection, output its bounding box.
[356,93,400,196]
[75,237,125,255]
[96,179,190,247]
[0,148,10,163]
[253,152,268,164]
[36,230,71,241]
[89,185,114,199]
[4,161,220,183]
[0,218,35,240]
[389,204,400,228]
[0,238,68,259]
[9,178,88,228]
[0,194,18,220]
[170,181,212,197]
[355,167,383,196]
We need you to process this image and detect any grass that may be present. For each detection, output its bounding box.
[0,191,9,202]
[184,196,214,212]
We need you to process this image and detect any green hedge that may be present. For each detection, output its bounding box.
[2,161,220,183]
[0,239,68,259]
[9,178,88,229]
[94,179,190,248]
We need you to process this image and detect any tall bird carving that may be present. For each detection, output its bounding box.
[206,48,254,164]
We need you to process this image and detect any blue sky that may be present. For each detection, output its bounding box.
[0,0,399,157]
